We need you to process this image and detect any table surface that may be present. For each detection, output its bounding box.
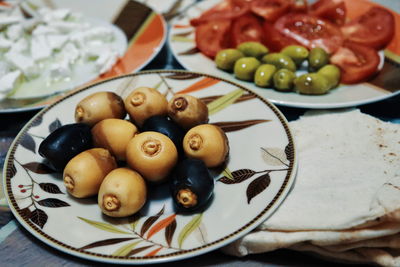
[1,0,399,266]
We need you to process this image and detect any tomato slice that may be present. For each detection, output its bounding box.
[310,0,346,25]
[195,19,232,59]
[290,0,308,13]
[250,0,291,22]
[330,42,380,84]
[190,0,250,26]
[274,13,344,53]
[231,14,265,47]
[263,21,300,52]
[341,7,395,50]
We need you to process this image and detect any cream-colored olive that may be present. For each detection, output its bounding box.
[168,94,209,129]
[91,119,139,161]
[124,87,168,127]
[75,91,126,126]
[183,124,229,167]
[63,148,117,198]
[98,168,147,217]
[126,131,178,183]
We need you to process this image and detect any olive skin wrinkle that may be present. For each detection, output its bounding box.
[39,123,93,172]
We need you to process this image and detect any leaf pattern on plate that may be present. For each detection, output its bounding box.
[176,77,220,94]
[8,162,17,179]
[178,213,203,249]
[246,173,271,204]
[146,214,176,239]
[20,135,36,154]
[165,73,201,80]
[261,147,289,166]
[30,208,48,229]
[38,183,64,194]
[48,118,62,133]
[200,93,256,104]
[165,218,177,247]
[207,89,244,115]
[127,245,154,256]
[113,240,142,256]
[218,169,256,184]
[37,198,70,208]
[79,237,137,250]
[144,246,163,257]
[22,162,55,174]
[78,217,132,235]
[178,46,199,56]
[31,116,43,127]
[140,206,165,236]
[213,119,270,133]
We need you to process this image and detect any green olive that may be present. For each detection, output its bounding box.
[294,73,331,95]
[317,64,341,89]
[254,64,277,88]
[215,49,244,71]
[308,47,329,72]
[237,42,269,58]
[273,69,296,91]
[281,45,309,67]
[261,53,296,72]
[234,57,261,81]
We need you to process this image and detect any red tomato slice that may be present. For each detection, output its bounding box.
[250,0,291,22]
[290,0,308,13]
[330,42,380,84]
[310,0,346,25]
[190,0,250,26]
[274,13,344,53]
[263,21,300,52]
[341,7,395,50]
[231,14,265,47]
[195,20,232,59]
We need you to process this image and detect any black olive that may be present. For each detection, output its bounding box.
[39,123,93,172]
[141,115,185,155]
[170,158,214,212]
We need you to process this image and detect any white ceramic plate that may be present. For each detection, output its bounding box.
[168,0,400,109]
[4,70,297,265]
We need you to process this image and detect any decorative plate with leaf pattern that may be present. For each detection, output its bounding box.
[3,70,297,264]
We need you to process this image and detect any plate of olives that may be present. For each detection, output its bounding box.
[3,70,297,264]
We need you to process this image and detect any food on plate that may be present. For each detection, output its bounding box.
[215,49,245,71]
[195,19,232,58]
[63,148,117,198]
[0,4,123,99]
[75,91,126,126]
[281,45,309,67]
[126,131,178,183]
[249,0,291,22]
[307,47,329,72]
[98,168,147,217]
[231,14,265,47]
[91,119,139,161]
[170,158,214,212]
[309,0,347,25]
[254,64,277,87]
[237,41,269,58]
[294,73,331,95]
[39,123,93,172]
[273,68,296,91]
[261,52,297,72]
[124,87,168,127]
[168,94,209,129]
[317,64,341,89]
[234,57,261,81]
[183,124,229,168]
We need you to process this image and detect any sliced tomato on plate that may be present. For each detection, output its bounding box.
[289,0,308,13]
[190,0,250,26]
[250,0,291,22]
[263,21,300,52]
[310,0,346,25]
[195,19,232,58]
[330,41,380,84]
[274,13,344,53]
[231,14,265,47]
[341,6,395,50]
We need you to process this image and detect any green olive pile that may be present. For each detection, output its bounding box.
[39,89,229,217]
[215,42,341,95]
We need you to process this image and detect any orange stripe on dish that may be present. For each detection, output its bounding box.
[173,24,192,29]
[343,0,400,55]
[177,77,221,94]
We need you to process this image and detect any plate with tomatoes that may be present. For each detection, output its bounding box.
[169,0,399,109]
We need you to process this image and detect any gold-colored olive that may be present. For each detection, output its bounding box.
[168,94,209,129]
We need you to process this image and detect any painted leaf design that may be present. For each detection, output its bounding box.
[22,162,55,174]
[49,118,62,133]
[30,208,48,229]
[145,247,163,257]
[212,119,270,133]
[247,173,271,204]
[31,116,43,127]
[127,245,153,256]
[194,222,208,245]
[112,240,142,256]
[20,207,31,218]
[129,214,141,231]
[78,217,132,234]
[20,135,36,154]
[200,93,256,104]
[261,147,288,166]
[176,77,220,94]
[218,169,256,184]
[171,35,193,42]
[165,73,201,80]
[207,89,244,115]
[80,237,136,250]
[221,167,233,180]
[39,183,64,194]
[8,162,17,179]
[37,198,70,208]
[140,206,165,236]
[178,213,202,249]
[172,31,193,37]
[285,143,294,162]
[165,218,177,247]
[178,46,199,56]
[146,214,176,239]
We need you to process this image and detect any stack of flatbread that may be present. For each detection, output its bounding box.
[223,109,400,266]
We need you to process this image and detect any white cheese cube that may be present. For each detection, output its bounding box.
[31,35,52,61]
[47,34,68,51]
[5,23,23,41]
[0,70,22,93]
[49,59,71,80]
[5,52,38,78]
